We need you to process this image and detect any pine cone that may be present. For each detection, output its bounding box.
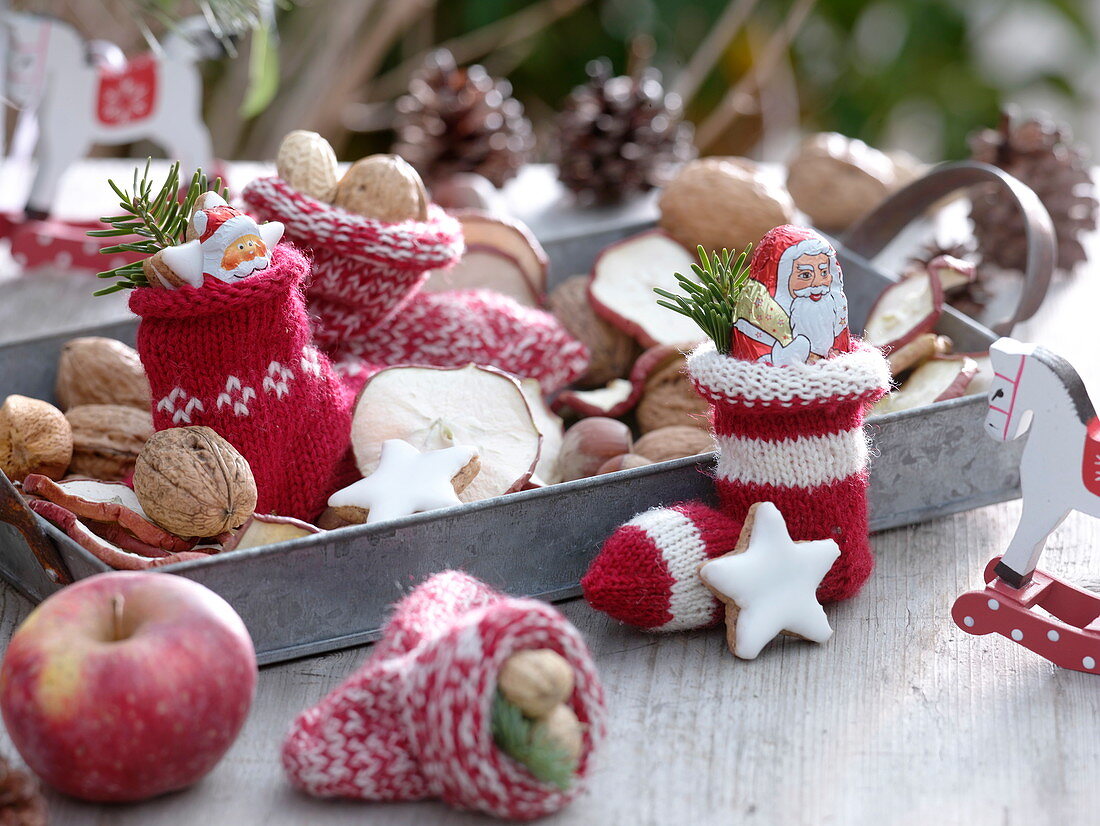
[0,757,46,826]
[556,59,696,203]
[393,50,534,189]
[969,110,1097,272]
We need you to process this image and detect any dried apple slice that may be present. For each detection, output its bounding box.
[351,364,542,502]
[29,500,211,570]
[22,475,195,552]
[960,351,993,395]
[886,333,952,376]
[589,231,704,347]
[422,245,539,306]
[926,254,976,293]
[554,379,635,419]
[456,211,548,298]
[873,355,977,416]
[222,514,322,552]
[864,268,944,352]
[519,379,564,486]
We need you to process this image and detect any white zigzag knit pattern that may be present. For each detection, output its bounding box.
[628,508,720,632]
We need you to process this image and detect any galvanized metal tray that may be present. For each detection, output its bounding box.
[0,162,1055,664]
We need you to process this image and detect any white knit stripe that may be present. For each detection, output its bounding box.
[687,341,890,406]
[715,428,868,488]
[629,508,719,632]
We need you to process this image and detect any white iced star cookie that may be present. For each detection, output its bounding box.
[327,439,480,525]
[698,501,839,659]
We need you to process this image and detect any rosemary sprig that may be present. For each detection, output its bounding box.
[654,244,753,355]
[491,691,577,790]
[88,160,227,296]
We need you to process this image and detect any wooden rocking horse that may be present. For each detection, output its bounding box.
[952,337,1100,672]
[1,12,221,270]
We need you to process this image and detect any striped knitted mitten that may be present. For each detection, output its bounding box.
[282,571,606,821]
[583,340,890,631]
[129,244,356,521]
[242,176,588,394]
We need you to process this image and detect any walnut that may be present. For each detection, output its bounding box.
[633,426,715,463]
[66,404,154,481]
[0,395,72,483]
[498,649,574,718]
[133,427,257,538]
[548,275,639,388]
[55,337,151,411]
[276,130,340,202]
[635,352,710,433]
[333,155,429,222]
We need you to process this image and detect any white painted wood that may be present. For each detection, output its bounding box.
[0,162,1099,824]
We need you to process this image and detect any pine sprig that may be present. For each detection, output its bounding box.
[654,244,753,355]
[88,160,227,296]
[491,692,577,790]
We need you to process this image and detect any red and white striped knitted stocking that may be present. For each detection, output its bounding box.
[583,341,890,631]
[282,571,606,821]
[241,176,588,394]
[129,244,357,522]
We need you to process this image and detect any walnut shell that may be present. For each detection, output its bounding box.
[548,275,640,388]
[276,130,340,202]
[56,337,151,411]
[658,158,794,253]
[786,133,898,232]
[499,649,575,718]
[636,353,710,433]
[133,426,257,538]
[633,425,715,463]
[333,155,429,222]
[596,453,653,474]
[0,395,73,483]
[66,404,154,482]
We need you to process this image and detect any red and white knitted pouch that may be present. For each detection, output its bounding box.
[583,340,890,631]
[241,176,588,394]
[282,571,606,821]
[128,244,357,522]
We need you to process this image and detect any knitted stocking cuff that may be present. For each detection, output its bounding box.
[282,572,606,821]
[240,176,463,332]
[129,245,355,521]
[335,289,590,394]
[687,342,890,602]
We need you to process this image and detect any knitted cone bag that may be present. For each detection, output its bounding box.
[240,176,464,349]
[282,571,606,821]
[129,244,355,521]
[690,340,890,601]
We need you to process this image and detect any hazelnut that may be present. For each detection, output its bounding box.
[133,426,257,538]
[0,395,72,483]
[56,337,150,411]
[556,418,632,481]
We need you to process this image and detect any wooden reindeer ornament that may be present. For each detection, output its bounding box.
[1,12,221,271]
[952,337,1100,672]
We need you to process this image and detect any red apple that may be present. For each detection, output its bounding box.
[0,571,256,802]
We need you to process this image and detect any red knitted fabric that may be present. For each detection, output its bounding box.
[129,244,356,521]
[241,175,464,333]
[241,176,588,394]
[582,502,741,631]
[282,571,606,821]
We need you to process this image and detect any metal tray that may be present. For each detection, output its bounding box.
[0,162,1055,664]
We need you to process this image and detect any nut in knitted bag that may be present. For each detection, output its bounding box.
[129,244,356,522]
[584,226,890,631]
[283,571,606,820]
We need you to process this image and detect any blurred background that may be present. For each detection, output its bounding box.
[6,0,1100,165]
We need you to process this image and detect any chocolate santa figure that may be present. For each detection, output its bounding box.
[732,226,851,365]
[155,193,285,288]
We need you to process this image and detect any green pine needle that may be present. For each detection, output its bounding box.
[654,243,753,355]
[89,160,228,296]
[491,692,577,790]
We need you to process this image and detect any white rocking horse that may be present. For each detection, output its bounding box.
[953,336,1100,673]
[3,12,219,217]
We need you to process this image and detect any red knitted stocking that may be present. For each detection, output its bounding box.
[129,245,355,522]
[282,571,606,821]
[583,341,889,631]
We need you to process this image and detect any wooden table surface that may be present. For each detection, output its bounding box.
[1,165,1099,825]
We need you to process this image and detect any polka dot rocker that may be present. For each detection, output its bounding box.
[282,571,606,820]
[582,340,890,631]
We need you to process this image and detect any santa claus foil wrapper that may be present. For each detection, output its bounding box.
[583,226,891,631]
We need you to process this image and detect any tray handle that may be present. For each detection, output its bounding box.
[0,472,73,585]
[841,161,1057,335]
